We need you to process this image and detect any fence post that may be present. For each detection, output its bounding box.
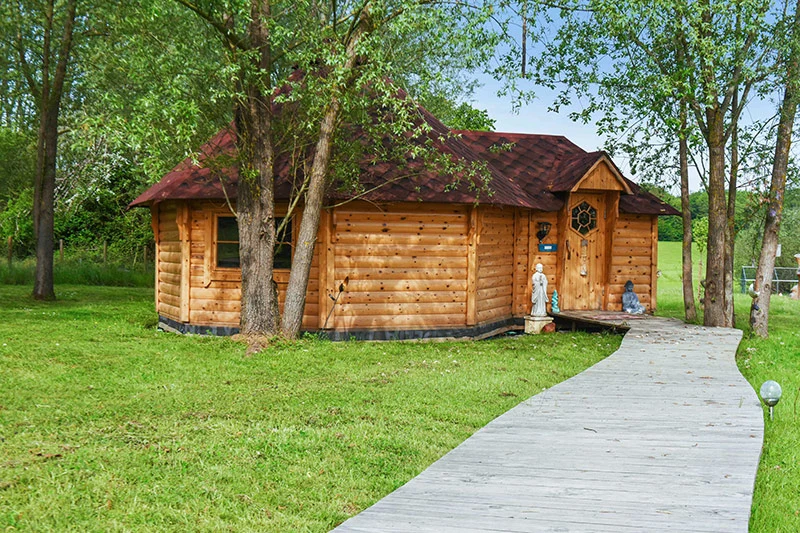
[59,239,64,261]
[6,236,11,269]
[103,240,107,263]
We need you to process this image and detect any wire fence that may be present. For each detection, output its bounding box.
[740,266,800,294]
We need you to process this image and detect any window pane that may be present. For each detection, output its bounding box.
[217,216,239,242]
[217,243,240,268]
[274,243,292,269]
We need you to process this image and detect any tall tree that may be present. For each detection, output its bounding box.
[2,0,81,300]
[525,0,773,327]
[750,0,800,337]
[174,0,503,338]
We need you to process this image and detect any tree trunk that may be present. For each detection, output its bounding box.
[723,92,739,328]
[679,103,697,322]
[703,111,727,327]
[750,0,800,337]
[237,0,280,336]
[32,107,58,300]
[281,21,365,338]
[31,0,77,301]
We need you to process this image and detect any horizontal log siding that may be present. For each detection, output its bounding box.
[332,203,469,330]
[608,213,654,311]
[157,202,181,320]
[185,201,319,328]
[476,207,514,324]
[528,211,559,313]
[512,211,529,316]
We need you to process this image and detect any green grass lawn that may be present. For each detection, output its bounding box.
[2,247,797,532]
[0,285,620,532]
[658,241,800,532]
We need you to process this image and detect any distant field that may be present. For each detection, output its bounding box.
[658,241,800,532]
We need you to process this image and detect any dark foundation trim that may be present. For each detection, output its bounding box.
[158,315,525,341]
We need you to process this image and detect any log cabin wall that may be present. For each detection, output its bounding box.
[527,211,559,313]
[475,206,515,324]
[331,202,470,331]
[154,200,321,329]
[607,213,655,311]
[156,201,182,321]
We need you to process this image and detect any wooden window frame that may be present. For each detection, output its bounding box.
[204,209,294,287]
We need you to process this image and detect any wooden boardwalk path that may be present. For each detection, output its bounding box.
[332,317,764,532]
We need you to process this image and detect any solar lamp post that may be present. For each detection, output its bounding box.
[759,380,782,420]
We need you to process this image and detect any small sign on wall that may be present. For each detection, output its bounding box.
[538,243,558,252]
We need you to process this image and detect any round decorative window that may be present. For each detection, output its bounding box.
[571,201,597,235]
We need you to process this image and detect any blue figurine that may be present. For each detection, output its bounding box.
[550,290,560,314]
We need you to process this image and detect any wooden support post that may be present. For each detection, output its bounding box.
[103,240,107,263]
[151,204,160,312]
[318,208,335,329]
[603,192,619,310]
[651,217,659,311]
[7,236,11,269]
[512,210,522,316]
[178,203,192,323]
[466,206,480,326]
[59,239,64,261]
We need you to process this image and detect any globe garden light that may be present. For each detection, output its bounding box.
[759,380,782,420]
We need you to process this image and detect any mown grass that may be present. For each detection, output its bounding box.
[0,258,153,287]
[0,285,620,532]
[658,241,800,532]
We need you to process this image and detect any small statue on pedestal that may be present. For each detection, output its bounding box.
[622,280,646,314]
[531,263,548,316]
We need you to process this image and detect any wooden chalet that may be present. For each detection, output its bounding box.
[131,112,679,339]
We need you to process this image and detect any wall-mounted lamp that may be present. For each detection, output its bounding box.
[536,221,552,243]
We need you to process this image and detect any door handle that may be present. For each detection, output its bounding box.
[566,239,571,260]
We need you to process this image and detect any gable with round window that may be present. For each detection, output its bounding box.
[571,201,597,235]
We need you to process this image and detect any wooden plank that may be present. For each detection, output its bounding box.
[334,255,468,269]
[604,191,619,310]
[334,233,468,246]
[334,244,466,257]
[340,291,466,304]
[152,204,160,312]
[178,202,191,323]
[319,208,334,329]
[334,313,466,329]
[651,216,659,311]
[336,302,467,317]
[465,206,479,326]
[343,279,467,292]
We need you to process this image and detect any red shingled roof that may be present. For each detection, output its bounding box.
[131,110,539,209]
[131,115,678,216]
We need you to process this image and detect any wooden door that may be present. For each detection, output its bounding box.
[561,192,606,310]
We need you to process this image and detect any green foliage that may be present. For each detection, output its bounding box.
[0,187,34,257]
[0,127,35,205]
[692,216,709,254]
[0,284,617,531]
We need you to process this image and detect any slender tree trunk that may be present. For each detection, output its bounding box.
[281,20,365,338]
[703,111,727,327]
[237,0,281,336]
[723,91,739,328]
[750,0,800,337]
[32,0,76,301]
[32,107,58,300]
[678,104,697,322]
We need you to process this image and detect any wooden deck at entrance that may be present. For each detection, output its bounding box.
[332,317,764,532]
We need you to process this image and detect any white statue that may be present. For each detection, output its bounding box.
[531,263,548,317]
